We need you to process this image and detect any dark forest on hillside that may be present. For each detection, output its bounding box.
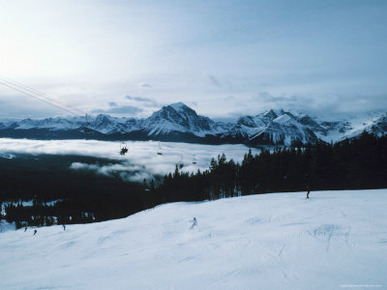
[0,155,144,228]
[144,132,387,207]
[1,132,386,229]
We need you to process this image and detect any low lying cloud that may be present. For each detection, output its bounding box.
[70,161,151,182]
[0,138,260,183]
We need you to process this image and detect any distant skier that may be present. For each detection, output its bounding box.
[33,229,37,236]
[63,224,66,231]
[306,186,310,199]
[24,226,28,232]
[190,217,197,229]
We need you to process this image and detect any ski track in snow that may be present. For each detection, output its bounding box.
[1,189,387,289]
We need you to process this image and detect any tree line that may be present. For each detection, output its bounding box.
[143,131,387,208]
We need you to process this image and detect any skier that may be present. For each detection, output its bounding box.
[306,186,310,199]
[63,224,66,231]
[24,226,28,232]
[33,229,37,236]
[190,217,197,229]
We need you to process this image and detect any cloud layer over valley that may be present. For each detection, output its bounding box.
[0,138,259,182]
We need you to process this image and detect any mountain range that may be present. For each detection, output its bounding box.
[0,102,385,147]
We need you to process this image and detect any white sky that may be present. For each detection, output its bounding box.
[1,0,387,119]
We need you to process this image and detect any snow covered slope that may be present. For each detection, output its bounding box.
[1,189,386,289]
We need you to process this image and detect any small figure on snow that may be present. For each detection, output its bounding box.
[306,186,310,199]
[190,217,197,229]
[24,226,28,232]
[33,229,37,236]
[63,224,66,231]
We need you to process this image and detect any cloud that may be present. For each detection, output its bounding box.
[137,82,152,89]
[250,91,387,119]
[189,101,198,108]
[207,75,221,87]
[70,161,151,183]
[251,91,333,116]
[125,95,154,103]
[92,105,143,116]
[224,95,235,101]
[125,95,158,107]
[253,91,301,103]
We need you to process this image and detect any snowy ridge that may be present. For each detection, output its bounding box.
[1,189,386,289]
[315,112,387,143]
[0,103,385,146]
[229,109,319,146]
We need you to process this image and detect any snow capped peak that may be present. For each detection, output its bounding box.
[150,103,197,121]
[273,114,292,124]
[237,116,256,127]
[94,114,112,123]
[168,102,190,113]
[263,109,278,119]
[233,109,320,146]
[144,103,214,136]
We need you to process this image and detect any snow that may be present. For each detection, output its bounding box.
[1,189,386,289]
[0,153,14,159]
[146,119,191,135]
[1,199,61,208]
[169,102,188,113]
[273,114,292,124]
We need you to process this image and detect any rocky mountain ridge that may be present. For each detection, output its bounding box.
[0,102,385,147]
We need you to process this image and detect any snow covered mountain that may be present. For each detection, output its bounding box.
[0,103,385,146]
[1,189,386,289]
[222,109,319,146]
[140,102,222,137]
[312,112,387,142]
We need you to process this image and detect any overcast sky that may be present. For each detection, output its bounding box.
[1,0,386,119]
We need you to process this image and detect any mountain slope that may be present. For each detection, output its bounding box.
[1,189,386,289]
